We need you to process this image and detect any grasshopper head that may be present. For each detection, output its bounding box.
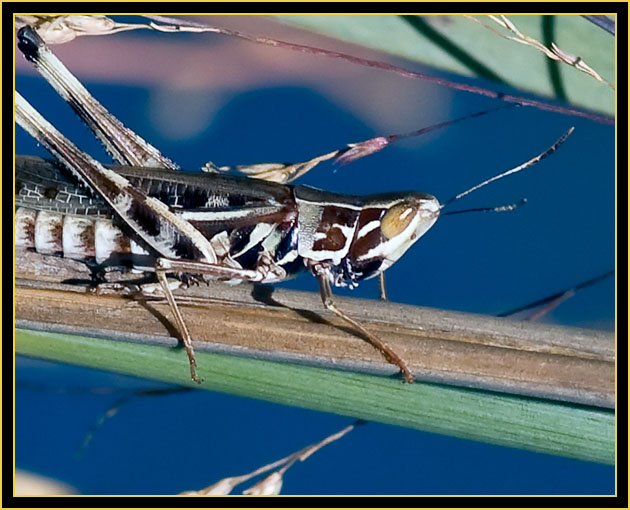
[330,192,441,287]
[375,192,441,270]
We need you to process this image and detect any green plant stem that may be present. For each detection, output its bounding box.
[16,328,614,465]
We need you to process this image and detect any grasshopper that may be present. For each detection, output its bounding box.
[15,23,573,385]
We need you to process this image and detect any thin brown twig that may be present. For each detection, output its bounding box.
[19,14,613,125]
[76,387,192,457]
[140,15,614,125]
[498,270,614,319]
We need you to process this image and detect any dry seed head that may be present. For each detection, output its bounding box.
[242,471,284,495]
[180,476,240,495]
[335,136,390,165]
[17,15,117,44]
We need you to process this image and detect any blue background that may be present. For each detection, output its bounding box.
[15,16,615,496]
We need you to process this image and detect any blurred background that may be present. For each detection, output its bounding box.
[14,15,615,495]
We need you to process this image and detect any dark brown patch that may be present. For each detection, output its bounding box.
[313,226,348,252]
[79,222,96,256]
[99,178,126,201]
[62,149,124,202]
[114,231,132,254]
[346,207,384,261]
[44,187,59,200]
[312,205,359,254]
[15,210,36,247]
[320,206,357,227]
[355,208,383,230]
[49,218,63,241]
[229,225,255,256]
[22,220,35,245]
[127,198,161,237]
[172,234,204,261]
[39,213,63,253]
[349,227,382,261]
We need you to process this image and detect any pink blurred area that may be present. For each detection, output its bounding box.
[14,15,450,141]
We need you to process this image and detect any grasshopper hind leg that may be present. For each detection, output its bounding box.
[155,268,204,384]
[150,256,269,385]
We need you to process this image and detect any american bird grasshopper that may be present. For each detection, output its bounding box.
[15,16,609,387]
[14,14,615,496]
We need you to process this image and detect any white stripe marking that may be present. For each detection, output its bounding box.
[356,220,380,239]
[231,223,275,258]
[179,206,281,222]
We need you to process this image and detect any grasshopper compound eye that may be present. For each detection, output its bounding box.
[381,196,440,241]
[381,201,416,240]
[375,193,441,269]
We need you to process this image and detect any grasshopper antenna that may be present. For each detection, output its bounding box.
[442,198,527,216]
[440,127,574,210]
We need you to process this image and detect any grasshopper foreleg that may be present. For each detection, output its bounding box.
[316,273,414,384]
[378,273,388,301]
